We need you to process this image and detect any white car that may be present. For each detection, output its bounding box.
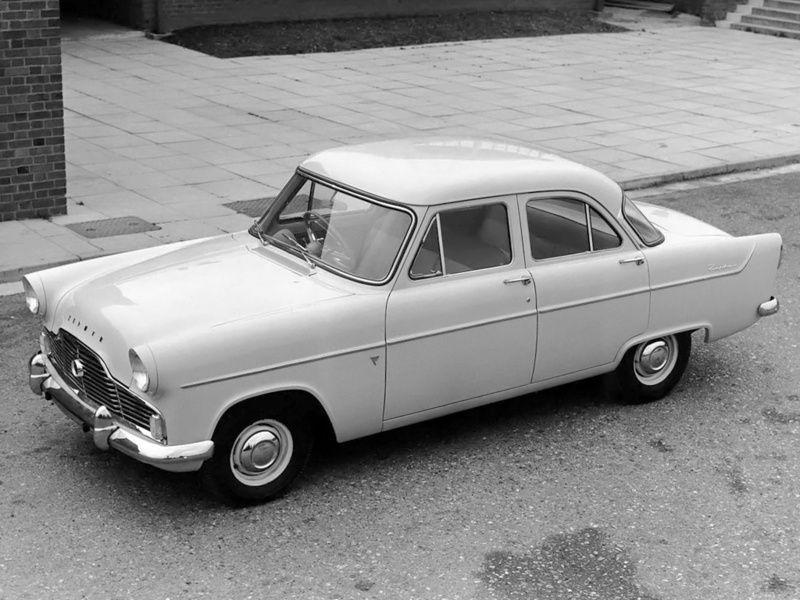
[25,139,782,503]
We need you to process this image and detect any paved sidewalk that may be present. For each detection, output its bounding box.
[2,15,800,285]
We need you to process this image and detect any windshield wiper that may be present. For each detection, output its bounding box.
[251,220,316,271]
[250,220,269,245]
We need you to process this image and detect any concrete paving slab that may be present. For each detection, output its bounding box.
[3,15,800,282]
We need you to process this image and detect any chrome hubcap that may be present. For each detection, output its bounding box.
[240,430,280,472]
[639,341,669,374]
[633,336,677,385]
[231,420,293,486]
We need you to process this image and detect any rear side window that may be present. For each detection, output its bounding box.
[590,207,622,251]
[526,198,621,260]
[623,195,664,246]
[410,203,511,278]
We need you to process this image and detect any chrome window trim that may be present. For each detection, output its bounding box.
[436,215,446,277]
[584,203,593,252]
[622,193,665,247]
[409,215,444,281]
[408,199,514,281]
[268,169,418,287]
[523,193,631,263]
[588,204,622,253]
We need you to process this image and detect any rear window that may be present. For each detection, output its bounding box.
[623,195,664,247]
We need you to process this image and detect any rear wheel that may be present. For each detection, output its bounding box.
[611,332,691,404]
[201,402,314,504]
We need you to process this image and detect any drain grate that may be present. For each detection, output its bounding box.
[223,197,275,218]
[66,216,161,239]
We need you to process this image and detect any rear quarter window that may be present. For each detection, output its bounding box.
[623,195,664,246]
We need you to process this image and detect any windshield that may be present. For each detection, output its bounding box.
[253,174,414,283]
[623,194,664,247]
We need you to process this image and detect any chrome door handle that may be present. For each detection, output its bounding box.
[619,256,645,266]
[503,275,532,286]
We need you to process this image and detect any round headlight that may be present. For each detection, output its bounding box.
[23,278,41,315]
[129,349,150,393]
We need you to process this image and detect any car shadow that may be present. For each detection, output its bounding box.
[303,376,614,483]
[72,376,617,514]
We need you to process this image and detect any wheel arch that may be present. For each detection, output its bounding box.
[613,325,706,368]
[211,388,338,447]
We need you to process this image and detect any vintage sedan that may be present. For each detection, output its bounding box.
[25,139,782,503]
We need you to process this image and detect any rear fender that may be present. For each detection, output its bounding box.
[646,232,782,342]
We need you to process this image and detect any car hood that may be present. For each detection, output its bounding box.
[53,232,352,352]
[638,202,729,238]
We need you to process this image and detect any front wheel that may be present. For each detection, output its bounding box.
[201,403,314,504]
[610,332,691,404]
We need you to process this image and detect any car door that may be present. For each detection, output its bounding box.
[383,196,537,421]
[520,192,650,383]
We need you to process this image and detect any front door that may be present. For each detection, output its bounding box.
[384,197,537,421]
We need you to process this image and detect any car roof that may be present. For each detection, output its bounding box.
[299,138,623,211]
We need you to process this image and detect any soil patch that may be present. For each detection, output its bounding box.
[163,10,627,58]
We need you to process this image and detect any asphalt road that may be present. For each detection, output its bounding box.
[1,171,798,600]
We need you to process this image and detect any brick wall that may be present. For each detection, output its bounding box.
[0,0,66,221]
[155,0,595,34]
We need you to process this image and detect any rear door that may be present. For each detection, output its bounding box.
[520,193,650,382]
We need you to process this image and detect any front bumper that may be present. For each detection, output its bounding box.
[29,352,214,473]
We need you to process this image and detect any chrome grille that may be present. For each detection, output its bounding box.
[45,329,156,431]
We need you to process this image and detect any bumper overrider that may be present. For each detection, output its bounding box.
[757,296,779,317]
[29,352,213,473]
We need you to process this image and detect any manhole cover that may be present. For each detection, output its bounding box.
[224,197,275,218]
[65,216,161,239]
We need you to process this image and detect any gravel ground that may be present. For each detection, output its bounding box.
[1,171,798,599]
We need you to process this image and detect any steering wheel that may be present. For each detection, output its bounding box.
[302,211,353,267]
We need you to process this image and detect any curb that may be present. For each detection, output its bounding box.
[3,152,800,286]
[0,253,109,286]
[619,152,800,190]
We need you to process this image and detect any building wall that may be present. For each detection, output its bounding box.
[60,0,747,32]
[673,0,704,15]
[154,0,596,34]
[701,0,748,22]
[0,0,66,221]
[61,0,157,31]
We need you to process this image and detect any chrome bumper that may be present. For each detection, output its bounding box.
[29,352,214,473]
[758,296,779,317]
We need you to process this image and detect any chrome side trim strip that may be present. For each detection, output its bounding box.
[181,341,386,389]
[650,246,754,292]
[537,287,650,315]
[387,310,536,346]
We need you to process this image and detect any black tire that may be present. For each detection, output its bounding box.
[610,332,691,404]
[201,400,314,504]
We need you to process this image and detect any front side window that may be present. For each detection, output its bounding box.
[254,175,413,283]
[410,203,511,278]
[527,198,622,260]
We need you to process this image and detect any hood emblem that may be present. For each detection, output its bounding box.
[71,358,85,379]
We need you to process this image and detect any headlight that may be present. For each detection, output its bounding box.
[129,349,150,393]
[22,277,43,315]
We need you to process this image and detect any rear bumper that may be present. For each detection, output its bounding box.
[29,352,213,473]
[758,296,779,317]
